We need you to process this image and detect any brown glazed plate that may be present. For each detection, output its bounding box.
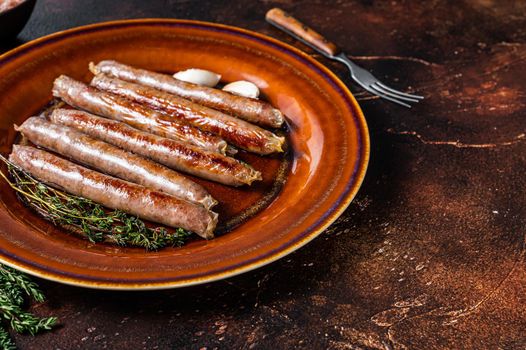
[0,19,369,290]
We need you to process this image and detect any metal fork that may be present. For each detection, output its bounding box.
[266,8,424,108]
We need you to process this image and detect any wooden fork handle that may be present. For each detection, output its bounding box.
[266,8,339,57]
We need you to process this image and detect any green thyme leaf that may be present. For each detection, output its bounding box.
[0,325,16,350]
[0,265,57,347]
[0,154,191,251]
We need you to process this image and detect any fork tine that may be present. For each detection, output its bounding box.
[376,82,424,99]
[371,83,421,103]
[364,86,412,108]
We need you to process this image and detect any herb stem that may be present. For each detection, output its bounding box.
[0,265,57,348]
[0,153,191,250]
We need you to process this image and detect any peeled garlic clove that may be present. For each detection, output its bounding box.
[222,80,260,99]
[173,69,221,87]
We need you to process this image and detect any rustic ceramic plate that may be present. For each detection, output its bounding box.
[0,19,369,290]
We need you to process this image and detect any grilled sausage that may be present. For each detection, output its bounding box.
[90,60,284,128]
[91,74,285,155]
[52,75,228,155]
[15,116,217,209]
[9,145,218,239]
[49,109,262,186]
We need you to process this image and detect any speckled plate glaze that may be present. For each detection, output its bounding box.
[0,19,369,290]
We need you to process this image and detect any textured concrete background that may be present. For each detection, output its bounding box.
[3,0,526,349]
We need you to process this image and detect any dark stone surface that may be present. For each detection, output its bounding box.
[3,0,526,349]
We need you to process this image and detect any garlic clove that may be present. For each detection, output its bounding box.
[173,69,221,87]
[222,80,260,99]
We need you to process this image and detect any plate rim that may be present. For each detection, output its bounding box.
[0,18,370,290]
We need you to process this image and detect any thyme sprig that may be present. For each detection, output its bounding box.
[0,152,195,348]
[0,154,191,251]
[0,265,57,349]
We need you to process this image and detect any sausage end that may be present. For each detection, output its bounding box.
[201,195,218,210]
[244,169,263,186]
[269,109,285,128]
[269,135,286,153]
[201,210,218,239]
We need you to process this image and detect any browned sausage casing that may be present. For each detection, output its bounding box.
[16,116,217,209]
[49,109,262,186]
[52,75,228,155]
[91,74,285,155]
[90,60,284,128]
[9,145,218,239]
